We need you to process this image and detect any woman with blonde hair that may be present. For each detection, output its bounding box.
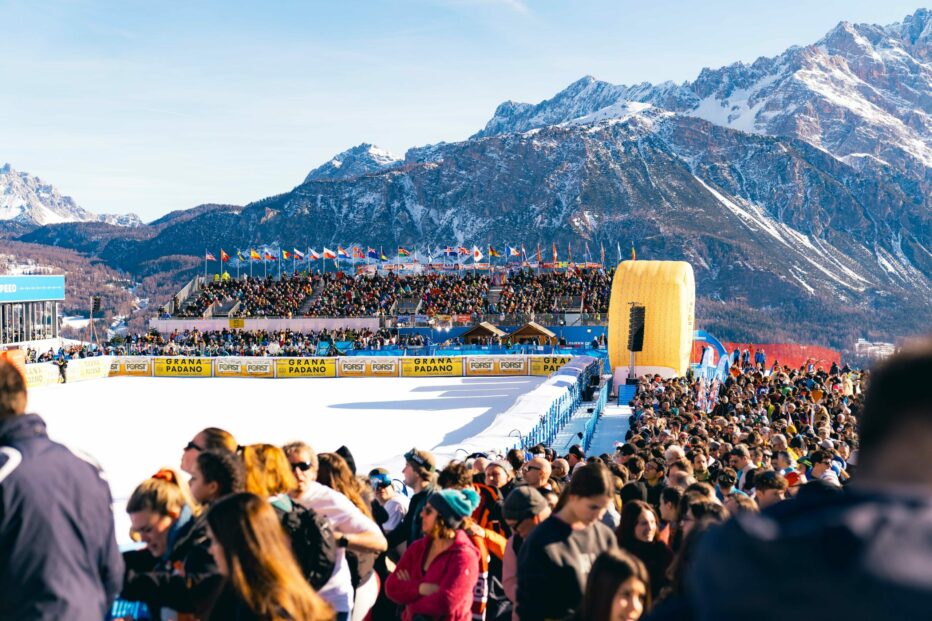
[241,443,297,500]
[121,468,220,617]
[206,492,333,620]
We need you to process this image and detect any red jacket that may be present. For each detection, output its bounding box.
[386,530,480,621]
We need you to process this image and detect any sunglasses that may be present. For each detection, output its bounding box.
[184,441,203,452]
[290,461,313,472]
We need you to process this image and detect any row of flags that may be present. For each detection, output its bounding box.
[205,242,637,264]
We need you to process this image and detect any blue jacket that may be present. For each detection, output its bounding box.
[0,414,123,620]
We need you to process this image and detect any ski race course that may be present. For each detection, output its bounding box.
[27,374,549,545]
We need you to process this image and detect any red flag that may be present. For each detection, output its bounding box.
[537,244,541,264]
[220,249,230,262]
[552,242,557,263]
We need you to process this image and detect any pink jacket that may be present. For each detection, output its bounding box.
[386,530,480,621]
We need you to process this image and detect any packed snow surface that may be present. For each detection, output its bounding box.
[27,375,547,544]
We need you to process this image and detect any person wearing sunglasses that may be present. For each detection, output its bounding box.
[180,426,238,474]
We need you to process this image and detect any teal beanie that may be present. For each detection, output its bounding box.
[428,488,481,529]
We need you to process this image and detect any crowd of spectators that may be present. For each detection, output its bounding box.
[109,328,428,357]
[494,269,612,315]
[175,274,321,318]
[172,268,613,319]
[7,337,925,620]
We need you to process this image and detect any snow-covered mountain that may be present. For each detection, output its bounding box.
[0,163,141,227]
[303,143,402,183]
[476,9,932,188]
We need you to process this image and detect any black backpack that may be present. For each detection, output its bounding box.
[271,495,338,591]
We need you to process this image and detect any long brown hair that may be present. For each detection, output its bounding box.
[242,444,297,497]
[317,453,372,519]
[616,500,658,548]
[207,493,333,621]
[580,548,650,621]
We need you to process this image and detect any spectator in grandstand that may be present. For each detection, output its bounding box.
[501,486,552,619]
[642,458,666,509]
[121,468,219,617]
[317,453,385,621]
[0,360,123,621]
[205,492,334,620]
[516,462,618,621]
[284,442,386,621]
[389,447,437,548]
[521,456,553,491]
[181,426,238,473]
[806,449,842,487]
[616,500,672,600]
[385,488,482,621]
[687,343,932,618]
[579,549,649,621]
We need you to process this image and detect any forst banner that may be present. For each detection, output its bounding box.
[465,356,529,376]
[275,357,337,378]
[338,358,400,377]
[401,356,465,377]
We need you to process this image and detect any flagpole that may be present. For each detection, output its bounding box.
[204,251,208,283]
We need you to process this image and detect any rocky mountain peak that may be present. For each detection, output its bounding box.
[303,143,401,183]
[0,163,141,227]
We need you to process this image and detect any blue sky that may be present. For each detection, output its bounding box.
[1,0,924,221]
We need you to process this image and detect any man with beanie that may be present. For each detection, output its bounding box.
[389,447,437,550]
[386,488,481,621]
[501,487,551,620]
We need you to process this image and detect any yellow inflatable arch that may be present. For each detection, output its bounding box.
[607,260,695,377]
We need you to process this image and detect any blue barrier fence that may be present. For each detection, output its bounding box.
[582,378,612,453]
[520,356,602,450]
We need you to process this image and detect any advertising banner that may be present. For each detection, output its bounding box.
[275,358,337,378]
[214,358,244,378]
[74,357,113,381]
[401,356,464,377]
[338,357,400,377]
[121,358,152,377]
[529,355,573,376]
[0,274,66,303]
[243,359,274,377]
[153,357,213,377]
[24,362,58,388]
[465,356,530,376]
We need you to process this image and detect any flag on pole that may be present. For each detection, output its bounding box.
[293,249,305,260]
[281,249,291,260]
[632,244,636,261]
[353,247,365,259]
[250,249,261,260]
[552,242,558,263]
[537,244,541,264]
[263,250,275,260]
[337,246,350,259]
[473,245,484,262]
[220,249,230,262]
[600,242,605,266]
[488,246,501,258]
[445,246,457,257]
[308,249,321,260]
[457,246,469,256]
[367,247,379,259]
[205,251,217,261]
[236,250,246,261]
[507,246,520,257]
[398,247,411,257]
[584,242,591,263]
[379,248,388,261]
[322,248,337,260]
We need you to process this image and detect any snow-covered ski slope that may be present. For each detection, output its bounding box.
[27,375,547,503]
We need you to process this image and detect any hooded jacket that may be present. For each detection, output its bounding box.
[0,414,123,620]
